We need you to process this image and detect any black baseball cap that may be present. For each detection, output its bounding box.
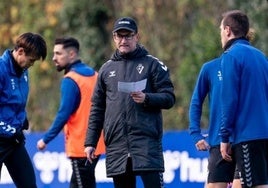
[113,17,138,33]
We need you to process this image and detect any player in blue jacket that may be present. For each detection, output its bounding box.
[0,32,47,188]
[189,57,241,188]
[219,10,268,188]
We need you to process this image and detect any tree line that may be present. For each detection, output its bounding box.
[0,0,267,131]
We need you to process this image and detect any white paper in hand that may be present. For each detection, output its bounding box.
[118,79,147,93]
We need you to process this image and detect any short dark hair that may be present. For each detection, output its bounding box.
[222,10,249,38]
[14,32,47,60]
[54,37,80,52]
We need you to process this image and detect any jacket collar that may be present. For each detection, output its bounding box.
[111,44,148,61]
[64,59,81,74]
[223,37,249,51]
[10,50,24,76]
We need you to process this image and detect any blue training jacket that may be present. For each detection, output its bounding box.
[0,50,29,137]
[189,57,225,147]
[220,39,268,144]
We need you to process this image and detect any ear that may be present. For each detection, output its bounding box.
[17,47,25,55]
[225,26,232,37]
[69,49,76,58]
[68,49,78,62]
[134,33,140,42]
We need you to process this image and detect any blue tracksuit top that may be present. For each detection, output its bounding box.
[0,50,29,137]
[220,39,268,144]
[42,60,95,144]
[189,57,224,146]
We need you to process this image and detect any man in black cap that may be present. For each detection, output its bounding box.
[84,17,175,188]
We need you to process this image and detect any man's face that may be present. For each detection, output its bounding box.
[19,56,39,69]
[15,48,39,69]
[52,44,71,72]
[113,30,138,54]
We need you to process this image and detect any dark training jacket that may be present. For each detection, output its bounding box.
[85,45,175,177]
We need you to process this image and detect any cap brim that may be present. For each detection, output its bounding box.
[113,27,135,33]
